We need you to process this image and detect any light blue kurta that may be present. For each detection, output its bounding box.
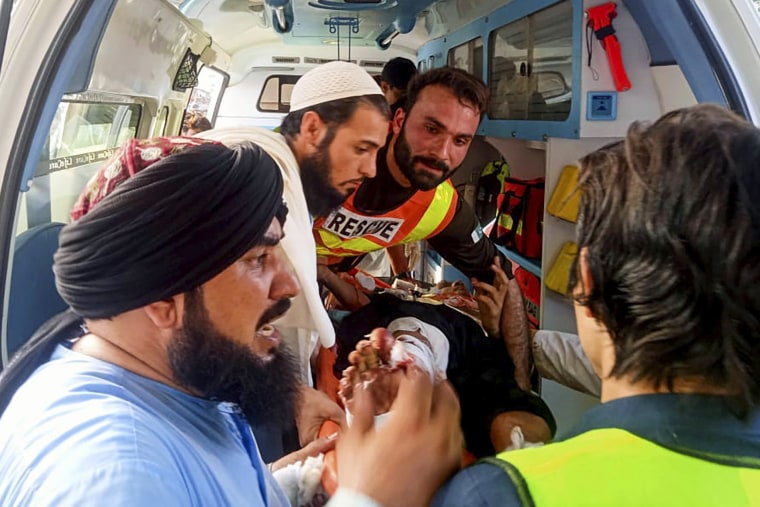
[0,344,290,507]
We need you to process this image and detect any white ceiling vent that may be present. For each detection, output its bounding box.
[359,60,386,68]
[272,56,301,64]
[303,57,358,65]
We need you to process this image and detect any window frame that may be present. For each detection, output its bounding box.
[256,74,300,114]
[36,99,142,177]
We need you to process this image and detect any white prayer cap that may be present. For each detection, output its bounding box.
[289,61,383,112]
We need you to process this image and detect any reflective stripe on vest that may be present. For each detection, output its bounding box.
[313,180,458,260]
[488,428,760,507]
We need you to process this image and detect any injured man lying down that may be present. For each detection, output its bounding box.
[273,260,556,505]
[329,266,556,459]
[274,262,556,505]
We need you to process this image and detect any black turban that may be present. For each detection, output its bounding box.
[54,141,286,319]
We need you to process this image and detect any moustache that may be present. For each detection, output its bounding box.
[257,299,292,329]
[413,156,450,174]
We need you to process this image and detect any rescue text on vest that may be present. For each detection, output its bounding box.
[323,207,404,242]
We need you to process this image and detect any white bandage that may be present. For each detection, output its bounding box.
[387,317,449,380]
[345,401,391,429]
[346,318,450,429]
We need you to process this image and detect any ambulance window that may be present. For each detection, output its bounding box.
[153,106,169,136]
[488,0,573,121]
[448,37,483,78]
[17,101,141,235]
[187,66,228,123]
[257,75,300,113]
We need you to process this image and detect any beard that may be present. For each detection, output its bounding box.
[393,124,456,191]
[167,289,300,427]
[300,134,350,216]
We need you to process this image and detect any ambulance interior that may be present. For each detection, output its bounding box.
[2,0,760,437]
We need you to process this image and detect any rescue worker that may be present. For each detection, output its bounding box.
[432,104,760,506]
[313,67,533,390]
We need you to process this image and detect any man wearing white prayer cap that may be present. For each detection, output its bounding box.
[197,61,391,460]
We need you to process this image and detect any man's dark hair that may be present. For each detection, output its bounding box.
[280,95,390,143]
[570,104,760,416]
[381,57,418,90]
[185,112,212,133]
[404,67,489,117]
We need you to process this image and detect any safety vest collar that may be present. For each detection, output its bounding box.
[561,393,760,468]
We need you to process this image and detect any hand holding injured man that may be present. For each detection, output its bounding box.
[271,260,553,505]
[339,321,449,421]
[274,323,456,507]
[273,358,462,507]
[273,314,552,506]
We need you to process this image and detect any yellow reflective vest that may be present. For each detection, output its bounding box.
[487,427,760,506]
[313,179,458,264]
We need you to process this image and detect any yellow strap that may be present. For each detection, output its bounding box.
[405,181,456,243]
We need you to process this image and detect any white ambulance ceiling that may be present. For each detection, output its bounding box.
[172,0,514,56]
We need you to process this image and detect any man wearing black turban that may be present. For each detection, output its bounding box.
[0,139,465,507]
[0,142,302,505]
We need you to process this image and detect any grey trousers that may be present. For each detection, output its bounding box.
[533,330,601,397]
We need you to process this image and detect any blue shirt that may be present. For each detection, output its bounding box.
[0,344,290,507]
[433,393,760,506]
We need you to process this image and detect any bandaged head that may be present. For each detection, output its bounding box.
[55,137,287,319]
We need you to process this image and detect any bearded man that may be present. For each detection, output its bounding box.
[0,139,462,507]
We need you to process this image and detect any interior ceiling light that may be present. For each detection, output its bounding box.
[308,0,396,10]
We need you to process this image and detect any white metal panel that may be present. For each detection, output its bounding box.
[181,0,433,55]
[695,0,760,124]
[539,136,611,433]
[0,0,94,365]
[86,0,216,99]
[0,0,81,191]
[226,41,413,83]
[579,0,662,138]
[650,65,697,113]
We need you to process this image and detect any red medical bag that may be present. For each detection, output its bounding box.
[490,177,545,259]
